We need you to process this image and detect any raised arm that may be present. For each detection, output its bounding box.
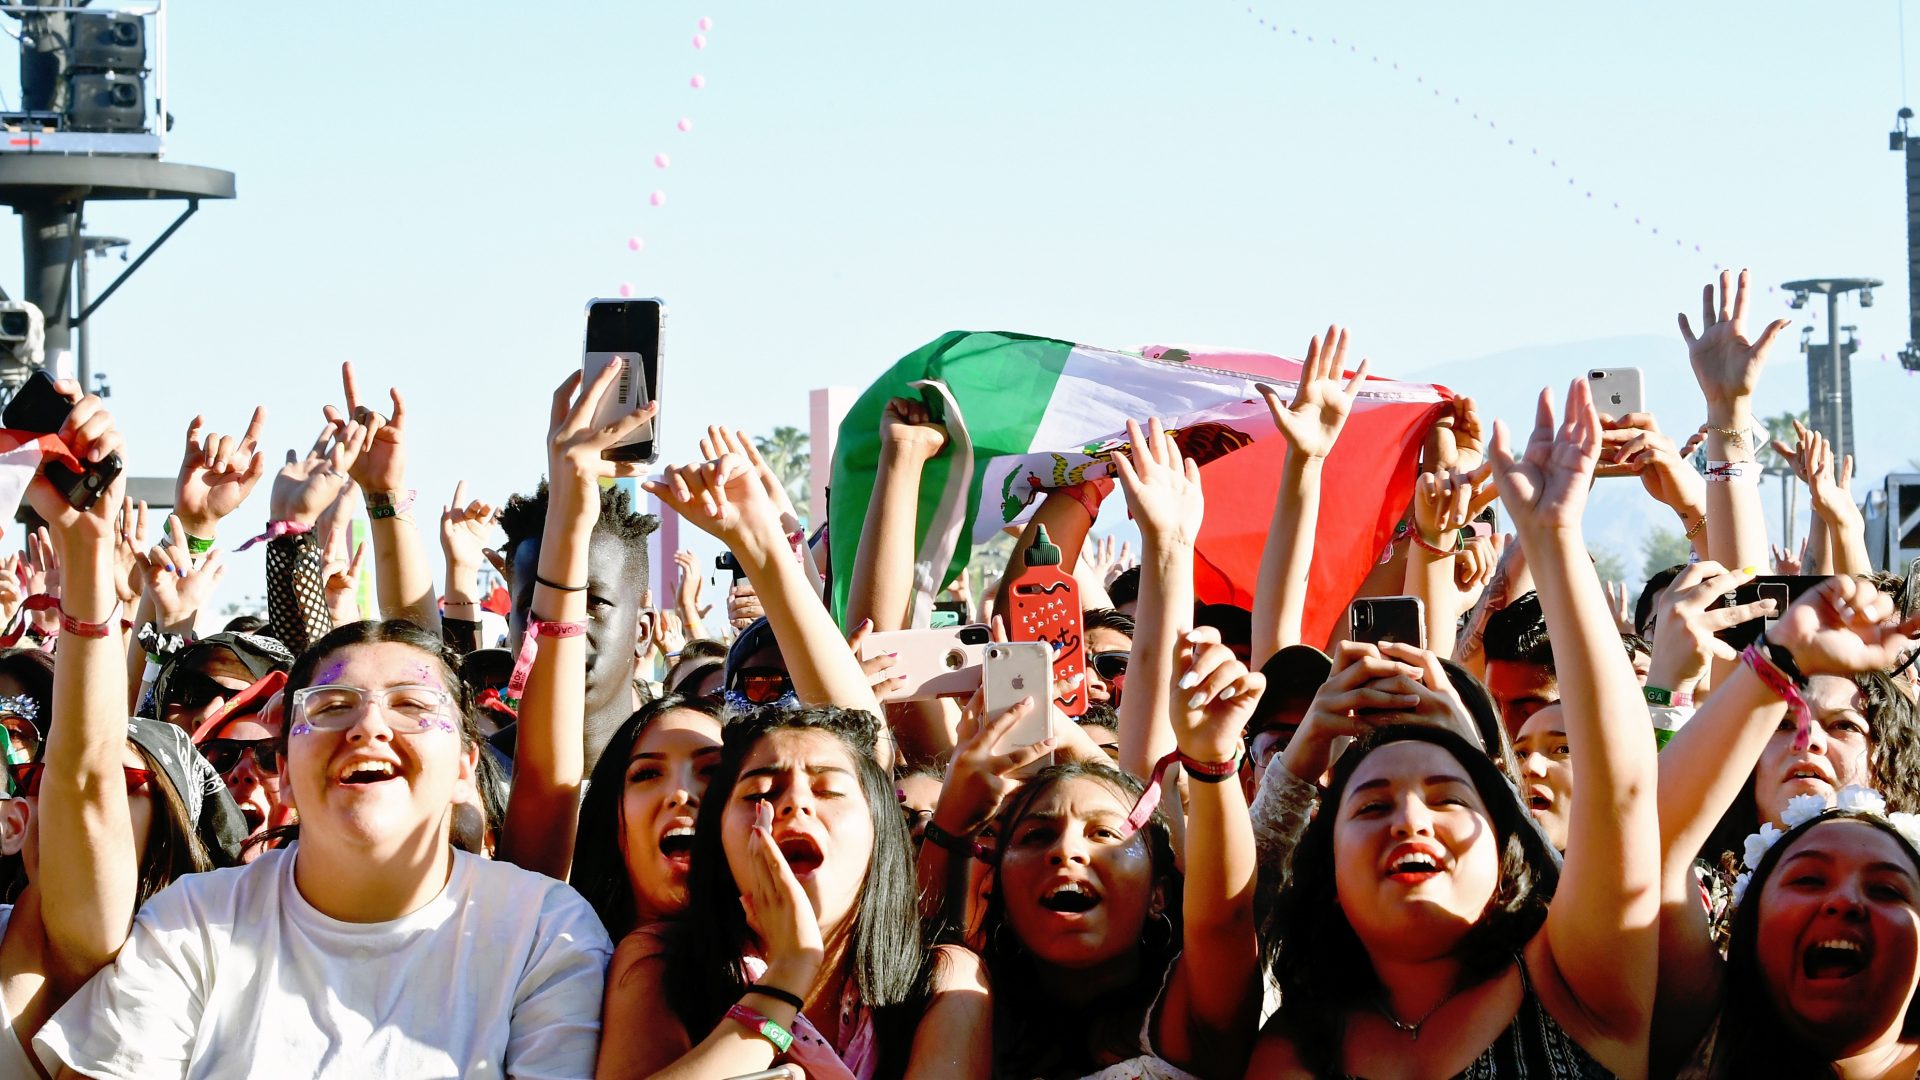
[1800,427,1870,576]
[672,549,709,641]
[1603,411,1709,562]
[1681,270,1791,603]
[1156,626,1261,1079]
[1251,326,1369,663]
[497,366,655,879]
[265,419,362,654]
[334,362,438,630]
[990,483,1107,625]
[1402,464,1496,650]
[438,480,497,655]
[646,453,883,719]
[31,390,140,991]
[1109,418,1202,787]
[846,398,948,631]
[1490,380,1660,1046]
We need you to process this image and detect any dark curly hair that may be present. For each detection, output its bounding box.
[664,704,937,1078]
[978,760,1182,1079]
[1266,724,1558,1077]
[1712,810,1920,1077]
[499,478,657,575]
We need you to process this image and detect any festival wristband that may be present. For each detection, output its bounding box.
[366,489,417,520]
[725,1004,793,1054]
[502,619,587,711]
[1410,530,1457,557]
[59,600,122,639]
[1703,460,1761,483]
[1642,686,1694,709]
[1125,746,1243,832]
[237,520,313,551]
[1684,513,1707,541]
[1743,640,1813,750]
[185,534,216,556]
[1179,747,1243,784]
[922,819,995,863]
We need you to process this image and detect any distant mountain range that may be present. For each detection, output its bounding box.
[1402,335,1920,587]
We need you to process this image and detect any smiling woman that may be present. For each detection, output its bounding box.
[32,620,615,1077]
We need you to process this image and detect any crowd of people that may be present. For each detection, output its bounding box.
[0,268,1913,1078]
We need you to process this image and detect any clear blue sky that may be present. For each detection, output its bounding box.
[2,1,1916,610]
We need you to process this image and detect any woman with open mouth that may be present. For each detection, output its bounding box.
[609,704,992,1079]
[1248,379,1661,1078]
[1655,573,1920,1076]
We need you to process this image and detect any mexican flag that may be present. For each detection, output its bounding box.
[0,429,80,538]
[827,331,1451,647]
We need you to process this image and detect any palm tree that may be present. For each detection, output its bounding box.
[753,426,811,521]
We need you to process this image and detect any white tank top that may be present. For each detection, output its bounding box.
[0,905,49,1079]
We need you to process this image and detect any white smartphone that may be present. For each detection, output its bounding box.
[582,298,664,463]
[984,642,1054,774]
[1586,367,1644,420]
[861,625,991,700]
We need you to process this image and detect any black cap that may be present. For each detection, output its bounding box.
[1247,644,1332,737]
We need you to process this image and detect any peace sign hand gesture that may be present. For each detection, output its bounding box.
[1257,324,1371,461]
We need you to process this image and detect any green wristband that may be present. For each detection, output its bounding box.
[186,534,215,556]
[1643,686,1675,707]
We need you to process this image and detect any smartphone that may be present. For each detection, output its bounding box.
[1715,575,1823,650]
[1587,367,1645,419]
[722,1070,795,1080]
[1,369,120,512]
[1347,595,1426,650]
[715,551,744,582]
[862,625,990,700]
[582,298,663,463]
[984,642,1054,774]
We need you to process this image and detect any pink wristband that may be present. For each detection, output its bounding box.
[502,619,587,710]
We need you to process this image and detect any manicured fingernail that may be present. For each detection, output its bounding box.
[1741,566,1758,575]
[1218,686,1237,701]
[887,651,899,658]
[1187,692,1207,709]
[1020,695,1034,708]
[1177,670,1200,689]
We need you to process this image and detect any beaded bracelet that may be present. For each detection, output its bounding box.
[1410,530,1457,557]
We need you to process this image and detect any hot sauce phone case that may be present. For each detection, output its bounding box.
[1005,525,1086,717]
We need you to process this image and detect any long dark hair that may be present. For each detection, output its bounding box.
[570,692,721,937]
[1268,724,1558,1076]
[130,740,212,908]
[977,760,1181,1079]
[664,704,935,1077]
[1703,672,1920,870]
[1714,811,1920,1077]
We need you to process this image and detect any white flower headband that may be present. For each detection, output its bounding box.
[1730,785,1920,907]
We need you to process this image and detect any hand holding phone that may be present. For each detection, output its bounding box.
[1346,596,1426,650]
[583,298,664,464]
[984,642,1054,776]
[1,370,122,513]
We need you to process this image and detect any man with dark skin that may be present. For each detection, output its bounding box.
[494,481,655,772]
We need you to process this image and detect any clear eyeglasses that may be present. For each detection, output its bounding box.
[288,684,457,734]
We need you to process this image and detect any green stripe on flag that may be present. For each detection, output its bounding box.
[828,331,1073,627]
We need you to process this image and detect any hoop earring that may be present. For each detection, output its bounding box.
[1146,911,1174,952]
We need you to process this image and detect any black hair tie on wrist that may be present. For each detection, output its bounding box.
[534,574,587,592]
[746,984,806,1011]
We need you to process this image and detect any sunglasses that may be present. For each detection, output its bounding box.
[170,669,245,712]
[9,762,153,799]
[727,667,794,706]
[1088,651,1129,681]
[199,738,281,777]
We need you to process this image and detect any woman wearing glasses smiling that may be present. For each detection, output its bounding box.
[36,620,614,1077]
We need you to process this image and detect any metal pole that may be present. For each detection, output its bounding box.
[1828,290,1844,456]
[76,243,89,392]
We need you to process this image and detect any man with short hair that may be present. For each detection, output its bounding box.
[1482,592,1558,739]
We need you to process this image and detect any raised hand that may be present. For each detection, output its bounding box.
[672,549,709,618]
[24,527,57,600]
[1279,643,1425,782]
[1603,580,1635,636]
[698,424,800,523]
[330,362,410,494]
[1411,463,1495,552]
[141,516,227,630]
[547,364,657,485]
[1646,561,1772,692]
[173,407,268,539]
[270,419,361,526]
[1111,417,1204,549]
[727,578,764,630]
[1772,541,1806,576]
[1172,625,1264,762]
[643,453,783,552]
[112,497,147,606]
[1446,396,1487,474]
[27,386,124,543]
[1602,412,1705,515]
[845,618,905,701]
[1677,269,1792,408]
[439,480,498,576]
[1489,379,1600,536]
[879,396,948,463]
[1256,324,1371,461]
[320,537,366,626]
[939,690,1057,831]
[1767,575,1920,677]
[1455,532,1504,596]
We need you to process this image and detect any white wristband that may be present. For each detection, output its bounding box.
[1703,460,1761,483]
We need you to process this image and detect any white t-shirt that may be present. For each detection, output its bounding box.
[33,845,612,1079]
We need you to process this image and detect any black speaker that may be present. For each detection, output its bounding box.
[64,72,144,132]
[68,12,145,72]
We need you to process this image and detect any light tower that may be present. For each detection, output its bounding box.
[0,0,233,403]
[1781,277,1878,462]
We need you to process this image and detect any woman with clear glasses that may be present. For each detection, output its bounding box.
[35,620,614,1078]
